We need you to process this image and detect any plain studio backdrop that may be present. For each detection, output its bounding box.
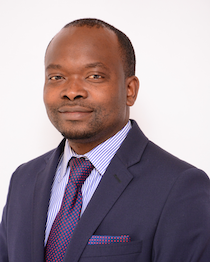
[0,0,209,217]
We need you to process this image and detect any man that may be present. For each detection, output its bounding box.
[0,18,210,262]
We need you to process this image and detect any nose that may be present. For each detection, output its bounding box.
[60,78,88,101]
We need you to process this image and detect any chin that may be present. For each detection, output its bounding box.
[61,129,97,141]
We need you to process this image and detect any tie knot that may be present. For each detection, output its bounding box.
[69,157,93,187]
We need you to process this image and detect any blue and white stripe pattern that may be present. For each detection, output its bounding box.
[45,121,132,245]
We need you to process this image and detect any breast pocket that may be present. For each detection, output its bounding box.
[80,240,142,262]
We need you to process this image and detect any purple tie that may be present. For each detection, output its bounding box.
[45,157,93,262]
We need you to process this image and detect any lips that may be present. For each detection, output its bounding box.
[58,105,92,113]
[58,105,93,121]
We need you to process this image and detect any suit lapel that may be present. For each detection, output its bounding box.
[64,120,149,262]
[31,140,65,262]
[64,157,133,262]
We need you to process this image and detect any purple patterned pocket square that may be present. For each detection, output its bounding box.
[88,235,131,245]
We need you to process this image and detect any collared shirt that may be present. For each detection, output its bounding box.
[45,121,132,245]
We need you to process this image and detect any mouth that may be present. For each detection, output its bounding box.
[58,105,93,121]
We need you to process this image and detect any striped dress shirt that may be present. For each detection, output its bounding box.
[45,121,132,245]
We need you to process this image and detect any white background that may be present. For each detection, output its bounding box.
[0,0,209,217]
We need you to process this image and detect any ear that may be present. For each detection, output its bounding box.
[126,76,139,106]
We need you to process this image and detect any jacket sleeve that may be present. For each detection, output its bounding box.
[152,167,210,262]
[0,206,9,262]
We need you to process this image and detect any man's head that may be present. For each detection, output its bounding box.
[44,18,139,154]
[63,18,136,78]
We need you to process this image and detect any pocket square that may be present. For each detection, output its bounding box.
[88,235,131,245]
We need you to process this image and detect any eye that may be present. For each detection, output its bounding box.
[88,74,103,80]
[49,75,64,81]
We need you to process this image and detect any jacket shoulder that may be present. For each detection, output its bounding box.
[14,139,65,174]
[14,148,56,174]
[9,139,65,186]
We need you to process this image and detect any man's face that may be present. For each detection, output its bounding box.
[44,26,137,153]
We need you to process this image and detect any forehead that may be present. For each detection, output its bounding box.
[45,26,123,71]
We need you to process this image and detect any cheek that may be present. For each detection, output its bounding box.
[94,84,123,104]
[100,96,126,121]
[43,86,49,105]
[43,88,57,108]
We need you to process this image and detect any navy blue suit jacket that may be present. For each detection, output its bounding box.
[1,120,210,262]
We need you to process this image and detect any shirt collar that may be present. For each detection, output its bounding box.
[59,121,132,180]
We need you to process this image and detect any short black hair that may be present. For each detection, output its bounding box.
[63,18,136,78]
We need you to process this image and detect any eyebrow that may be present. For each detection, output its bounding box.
[45,62,110,72]
[84,62,109,71]
[45,64,63,71]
